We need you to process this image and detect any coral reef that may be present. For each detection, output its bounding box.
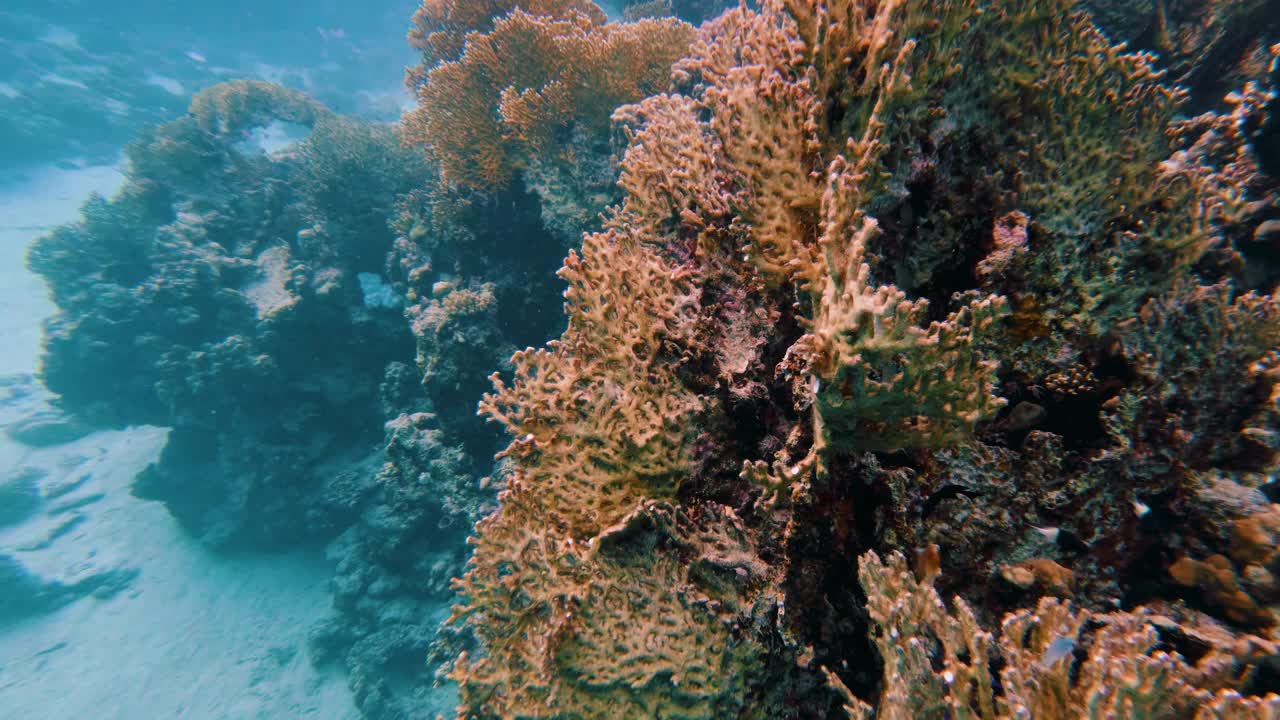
[28,80,428,547]
[853,549,1280,719]
[309,185,571,718]
[407,0,605,68]
[26,80,513,720]
[27,73,583,718]
[448,0,1280,717]
[402,0,694,240]
[308,409,486,719]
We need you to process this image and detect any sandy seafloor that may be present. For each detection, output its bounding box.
[0,164,358,719]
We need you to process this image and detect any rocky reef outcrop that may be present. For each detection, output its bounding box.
[29,80,429,548]
[24,2,1280,719]
[24,80,477,719]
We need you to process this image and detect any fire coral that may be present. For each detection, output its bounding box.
[402,1,694,193]
[449,0,1280,718]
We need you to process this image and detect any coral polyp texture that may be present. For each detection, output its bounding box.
[447,0,1280,718]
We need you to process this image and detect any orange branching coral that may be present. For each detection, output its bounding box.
[444,0,1280,717]
[975,4,1188,242]
[406,0,604,68]
[478,218,703,538]
[1170,67,1280,268]
[960,6,1266,379]
[858,550,1280,720]
[449,152,772,715]
[681,0,1009,452]
[612,94,732,245]
[802,159,1007,451]
[497,16,693,160]
[450,501,764,719]
[402,5,694,191]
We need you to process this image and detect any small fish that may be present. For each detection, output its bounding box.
[1040,637,1076,667]
[1033,525,1060,543]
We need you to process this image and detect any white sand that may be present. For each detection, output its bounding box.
[0,164,356,719]
[0,163,125,377]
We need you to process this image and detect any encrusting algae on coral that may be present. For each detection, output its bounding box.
[434,0,1280,718]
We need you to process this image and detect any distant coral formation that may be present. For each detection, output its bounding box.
[29,80,427,546]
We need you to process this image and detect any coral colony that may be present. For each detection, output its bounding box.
[27,0,1280,717]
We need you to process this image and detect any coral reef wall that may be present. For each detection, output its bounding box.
[448,0,1280,717]
[312,153,576,720]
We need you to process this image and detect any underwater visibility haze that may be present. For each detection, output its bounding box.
[3,0,1280,718]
